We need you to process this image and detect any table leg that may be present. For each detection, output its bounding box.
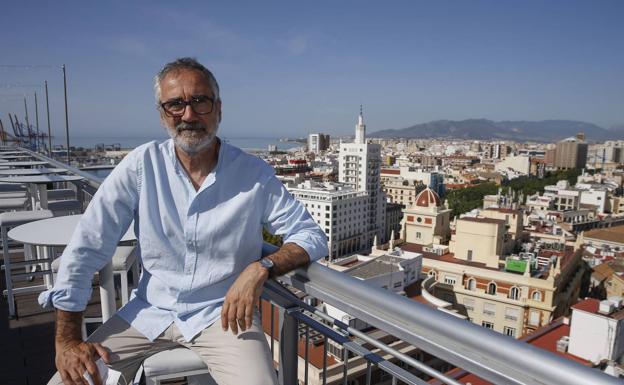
[28,184,38,209]
[37,184,48,209]
[98,262,116,322]
[41,246,52,288]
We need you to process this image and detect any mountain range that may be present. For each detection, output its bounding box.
[371,119,624,142]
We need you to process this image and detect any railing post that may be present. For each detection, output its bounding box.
[278,308,298,385]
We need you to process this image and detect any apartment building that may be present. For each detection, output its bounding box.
[402,212,585,337]
[308,133,330,154]
[288,181,369,260]
[338,109,386,248]
[554,136,588,170]
[544,180,581,211]
[483,142,510,160]
[380,166,445,197]
[382,179,426,207]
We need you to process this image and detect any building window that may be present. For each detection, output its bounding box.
[482,321,494,329]
[504,327,516,338]
[483,302,496,316]
[463,298,475,311]
[428,271,437,280]
[467,250,473,261]
[529,310,540,326]
[487,282,497,295]
[531,291,542,302]
[505,307,519,321]
[509,287,520,300]
[444,275,457,285]
[466,278,476,291]
[416,232,422,239]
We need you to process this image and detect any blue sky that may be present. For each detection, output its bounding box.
[1,0,623,141]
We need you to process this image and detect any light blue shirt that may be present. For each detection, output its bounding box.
[39,139,328,341]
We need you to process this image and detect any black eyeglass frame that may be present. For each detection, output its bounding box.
[159,95,216,117]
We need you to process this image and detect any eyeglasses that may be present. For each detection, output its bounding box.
[160,95,215,117]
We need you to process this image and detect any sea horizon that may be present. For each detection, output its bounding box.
[49,135,304,151]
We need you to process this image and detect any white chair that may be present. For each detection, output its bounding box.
[0,183,27,193]
[0,192,28,199]
[46,188,76,200]
[0,197,29,212]
[51,245,139,306]
[135,348,215,385]
[1,209,54,318]
[46,199,82,216]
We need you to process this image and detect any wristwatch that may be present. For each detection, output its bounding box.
[259,257,275,277]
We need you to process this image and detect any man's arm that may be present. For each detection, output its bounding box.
[54,310,110,385]
[221,171,328,335]
[221,242,309,335]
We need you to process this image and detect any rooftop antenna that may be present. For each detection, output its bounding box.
[62,64,70,164]
[44,80,52,156]
[34,91,40,152]
[0,118,5,145]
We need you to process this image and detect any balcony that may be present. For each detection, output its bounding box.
[2,147,621,385]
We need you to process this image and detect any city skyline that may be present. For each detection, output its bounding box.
[1,1,623,140]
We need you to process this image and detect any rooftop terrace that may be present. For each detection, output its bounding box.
[1,146,621,385]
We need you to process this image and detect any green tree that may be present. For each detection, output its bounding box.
[262,227,283,247]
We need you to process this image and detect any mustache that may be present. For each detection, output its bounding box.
[176,122,206,132]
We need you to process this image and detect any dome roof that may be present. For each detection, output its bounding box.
[415,188,442,208]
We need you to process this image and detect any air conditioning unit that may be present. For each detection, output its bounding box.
[556,336,570,353]
[599,300,615,315]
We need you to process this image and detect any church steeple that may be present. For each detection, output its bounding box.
[355,105,366,144]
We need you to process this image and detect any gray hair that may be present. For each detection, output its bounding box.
[154,57,220,104]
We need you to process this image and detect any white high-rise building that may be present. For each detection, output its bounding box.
[339,108,386,248]
[288,181,369,259]
[308,133,330,154]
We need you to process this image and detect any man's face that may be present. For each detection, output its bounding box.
[158,69,222,155]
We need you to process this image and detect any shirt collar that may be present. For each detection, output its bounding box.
[166,137,229,193]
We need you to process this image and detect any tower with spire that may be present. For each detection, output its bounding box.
[355,104,366,144]
[338,106,387,250]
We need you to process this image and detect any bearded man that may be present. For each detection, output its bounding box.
[40,57,328,385]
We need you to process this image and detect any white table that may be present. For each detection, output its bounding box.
[0,168,61,176]
[0,175,83,209]
[1,155,34,160]
[0,161,49,167]
[9,215,136,321]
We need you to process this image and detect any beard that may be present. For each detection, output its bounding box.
[166,121,218,155]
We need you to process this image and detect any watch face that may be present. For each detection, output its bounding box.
[260,258,274,269]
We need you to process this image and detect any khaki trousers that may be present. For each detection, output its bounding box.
[48,314,278,385]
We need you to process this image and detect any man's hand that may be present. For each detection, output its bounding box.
[56,340,110,385]
[221,261,269,335]
[54,309,110,385]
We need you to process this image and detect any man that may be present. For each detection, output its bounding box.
[39,57,328,385]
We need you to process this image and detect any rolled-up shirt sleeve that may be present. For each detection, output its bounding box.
[38,150,140,311]
[261,175,328,262]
